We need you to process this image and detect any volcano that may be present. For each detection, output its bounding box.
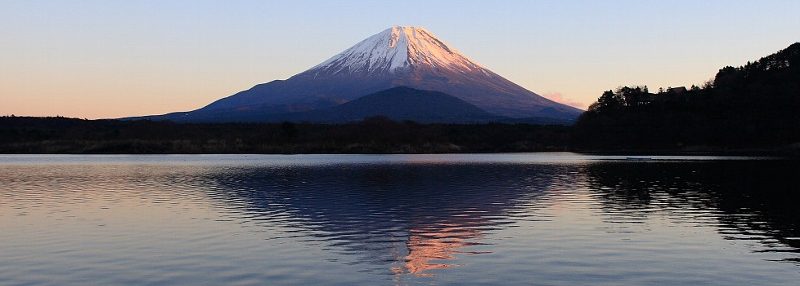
[140,26,583,123]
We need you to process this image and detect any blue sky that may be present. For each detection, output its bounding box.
[1,0,798,118]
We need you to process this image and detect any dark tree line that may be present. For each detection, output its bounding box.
[574,42,800,151]
[0,116,571,154]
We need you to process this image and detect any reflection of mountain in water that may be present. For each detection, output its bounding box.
[585,160,800,264]
[202,164,570,277]
[198,159,800,279]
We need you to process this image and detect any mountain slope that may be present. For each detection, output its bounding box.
[141,26,583,123]
[299,87,502,123]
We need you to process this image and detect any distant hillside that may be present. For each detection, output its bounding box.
[296,87,502,123]
[575,42,800,150]
[132,87,576,125]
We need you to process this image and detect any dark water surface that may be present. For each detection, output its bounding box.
[1,154,799,285]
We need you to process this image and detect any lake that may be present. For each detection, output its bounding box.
[1,154,798,285]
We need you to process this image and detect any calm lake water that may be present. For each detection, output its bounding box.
[1,154,799,285]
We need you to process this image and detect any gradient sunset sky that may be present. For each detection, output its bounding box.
[1,0,798,119]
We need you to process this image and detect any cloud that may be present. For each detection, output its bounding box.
[541,92,588,110]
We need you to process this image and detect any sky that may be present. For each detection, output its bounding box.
[1,0,798,119]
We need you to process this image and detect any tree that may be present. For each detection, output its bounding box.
[280,121,297,140]
[592,90,623,112]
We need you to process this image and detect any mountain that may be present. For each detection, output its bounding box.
[139,26,583,123]
[297,87,502,123]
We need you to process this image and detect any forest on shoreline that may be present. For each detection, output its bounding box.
[0,116,573,154]
[574,43,799,152]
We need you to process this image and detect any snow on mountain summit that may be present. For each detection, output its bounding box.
[309,26,485,75]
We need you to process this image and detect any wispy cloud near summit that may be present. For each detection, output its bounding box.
[542,92,587,110]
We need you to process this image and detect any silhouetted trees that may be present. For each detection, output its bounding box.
[575,42,800,151]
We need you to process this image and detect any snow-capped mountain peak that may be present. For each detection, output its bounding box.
[310,26,484,75]
[148,25,584,123]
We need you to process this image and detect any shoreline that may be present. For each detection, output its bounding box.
[1,149,797,157]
